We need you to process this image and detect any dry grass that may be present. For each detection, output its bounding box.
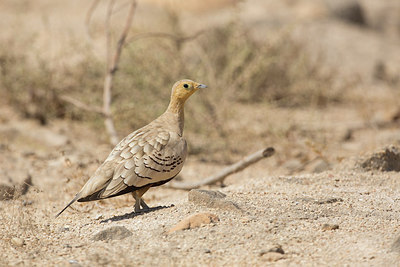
[0,5,344,161]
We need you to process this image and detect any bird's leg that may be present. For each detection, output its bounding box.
[140,199,149,210]
[132,186,151,213]
[132,191,141,213]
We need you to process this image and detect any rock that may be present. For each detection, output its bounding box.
[92,226,132,241]
[189,189,226,202]
[261,252,285,262]
[58,225,70,233]
[324,0,366,25]
[267,244,285,254]
[259,244,285,256]
[188,189,241,211]
[359,145,400,172]
[69,259,81,266]
[168,212,219,234]
[322,224,339,231]
[11,237,25,247]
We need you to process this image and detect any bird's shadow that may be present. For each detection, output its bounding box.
[100,205,173,223]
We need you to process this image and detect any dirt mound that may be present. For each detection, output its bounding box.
[359,145,400,172]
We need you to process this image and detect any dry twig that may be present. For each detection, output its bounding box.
[103,0,137,145]
[168,147,275,190]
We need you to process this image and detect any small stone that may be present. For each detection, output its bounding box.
[322,224,339,231]
[189,189,226,201]
[58,225,70,233]
[188,189,241,211]
[261,252,285,262]
[92,226,132,241]
[168,212,219,234]
[11,237,25,247]
[204,249,211,254]
[69,259,80,266]
[267,244,285,254]
[259,245,285,256]
[22,200,33,206]
[95,214,103,220]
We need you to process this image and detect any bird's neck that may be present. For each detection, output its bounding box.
[165,99,185,135]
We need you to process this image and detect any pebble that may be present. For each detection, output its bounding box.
[58,225,70,233]
[11,237,25,247]
[69,259,80,266]
[259,244,285,256]
[359,145,400,172]
[168,212,219,234]
[188,189,241,211]
[267,244,285,254]
[322,224,339,231]
[261,252,285,262]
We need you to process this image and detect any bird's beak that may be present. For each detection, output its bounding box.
[196,83,207,89]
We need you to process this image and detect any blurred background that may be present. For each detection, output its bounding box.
[0,0,399,183]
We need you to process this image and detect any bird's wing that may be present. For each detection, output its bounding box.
[79,126,187,201]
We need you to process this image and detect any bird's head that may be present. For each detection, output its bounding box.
[170,79,207,103]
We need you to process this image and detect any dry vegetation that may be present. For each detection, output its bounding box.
[0,10,342,160]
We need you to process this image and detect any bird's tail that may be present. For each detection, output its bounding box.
[55,193,81,218]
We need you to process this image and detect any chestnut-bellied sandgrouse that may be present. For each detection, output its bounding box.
[56,79,207,218]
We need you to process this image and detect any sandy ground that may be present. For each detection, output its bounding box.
[1,99,400,266]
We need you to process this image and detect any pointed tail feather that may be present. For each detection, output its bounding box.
[55,194,81,218]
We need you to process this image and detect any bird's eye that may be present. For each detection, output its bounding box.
[183,84,189,89]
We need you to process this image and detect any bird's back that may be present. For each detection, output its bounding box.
[77,111,187,202]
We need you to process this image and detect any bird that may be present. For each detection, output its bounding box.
[56,79,207,218]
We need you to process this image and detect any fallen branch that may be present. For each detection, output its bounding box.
[168,147,275,190]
